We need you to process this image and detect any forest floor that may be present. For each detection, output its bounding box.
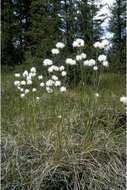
[1,66,126,190]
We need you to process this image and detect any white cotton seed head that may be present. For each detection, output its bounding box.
[46,87,53,94]
[61,71,67,76]
[48,66,54,73]
[120,96,127,105]
[46,80,54,87]
[93,40,109,49]
[60,86,66,92]
[59,66,65,71]
[30,72,36,77]
[40,82,45,87]
[38,75,43,80]
[83,60,89,66]
[77,10,80,14]
[15,73,21,77]
[102,39,109,47]
[58,115,62,119]
[99,43,105,49]
[43,59,53,66]
[27,80,32,85]
[56,42,65,49]
[32,88,37,92]
[20,88,24,92]
[51,48,60,55]
[95,93,99,97]
[73,38,84,48]
[93,41,104,49]
[48,65,59,72]
[55,81,61,87]
[77,38,84,47]
[53,65,59,71]
[25,89,30,94]
[93,66,98,71]
[20,93,25,98]
[93,42,101,48]
[66,58,72,64]
[81,53,87,59]
[14,81,20,86]
[17,86,23,91]
[52,75,58,81]
[36,97,40,100]
[102,61,109,67]
[89,59,96,66]
[23,70,28,77]
[17,86,21,90]
[98,55,107,62]
[71,60,76,65]
[73,41,79,48]
[20,80,26,85]
[30,67,36,73]
[66,58,76,65]
[76,55,82,61]
[84,60,95,67]
[27,75,32,80]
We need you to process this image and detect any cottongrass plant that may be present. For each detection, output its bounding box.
[14,42,68,151]
[13,39,111,143]
[14,39,109,99]
[10,40,126,189]
[14,65,67,98]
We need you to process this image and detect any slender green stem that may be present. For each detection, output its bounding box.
[96,65,103,92]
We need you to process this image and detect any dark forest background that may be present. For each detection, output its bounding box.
[1,0,126,72]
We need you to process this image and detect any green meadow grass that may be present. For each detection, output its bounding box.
[1,68,126,190]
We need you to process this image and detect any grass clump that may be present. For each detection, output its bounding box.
[1,70,126,190]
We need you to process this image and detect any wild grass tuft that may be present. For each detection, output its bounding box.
[1,69,126,190]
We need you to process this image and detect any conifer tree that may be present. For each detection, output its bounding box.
[58,0,102,55]
[2,0,31,65]
[109,0,126,69]
[28,0,61,61]
[1,0,16,65]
